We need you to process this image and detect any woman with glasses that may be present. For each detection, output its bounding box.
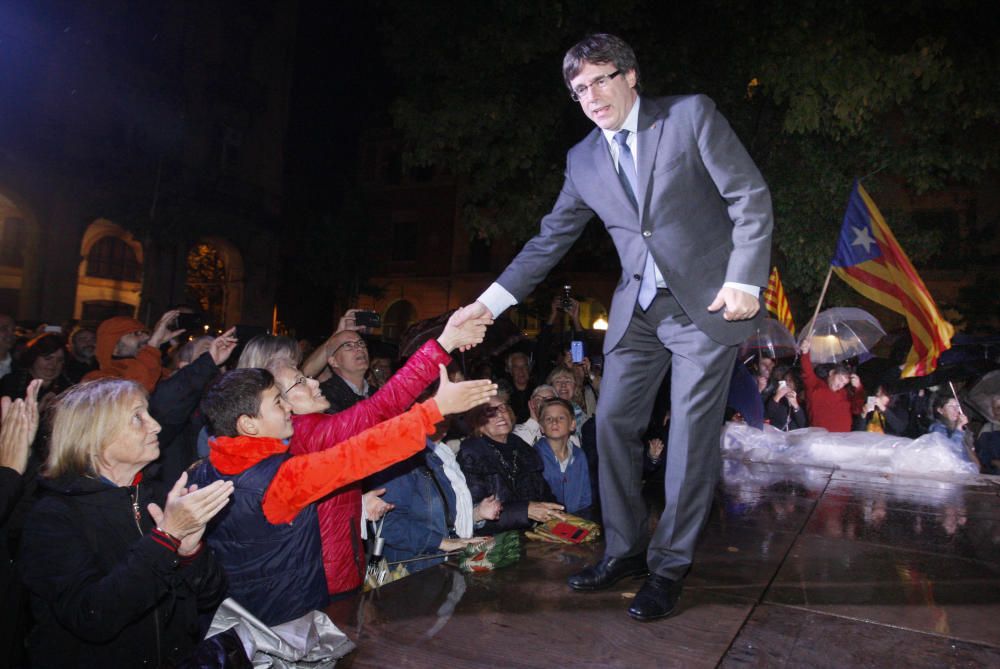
[257,309,493,601]
[458,393,564,534]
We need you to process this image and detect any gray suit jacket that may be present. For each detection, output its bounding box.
[496,94,773,349]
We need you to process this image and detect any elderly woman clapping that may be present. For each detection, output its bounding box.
[19,379,234,668]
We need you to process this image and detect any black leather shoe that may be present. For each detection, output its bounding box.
[627,574,683,621]
[567,554,649,591]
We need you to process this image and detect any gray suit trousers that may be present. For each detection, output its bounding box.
[596,289,737,580]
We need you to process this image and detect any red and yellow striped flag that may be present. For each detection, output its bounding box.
[831,182,954,377]
[764,266,796,335]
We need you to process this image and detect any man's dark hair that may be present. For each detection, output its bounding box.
[201,368,275,437]
[562,33,639,90]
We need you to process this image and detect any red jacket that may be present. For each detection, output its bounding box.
[289,339,450,594]
[801,355,865,432]
[207,399,443,524]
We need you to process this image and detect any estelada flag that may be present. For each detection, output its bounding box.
[763,267,796,335]
[831,181,954,377]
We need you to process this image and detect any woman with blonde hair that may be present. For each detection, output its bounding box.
[19,378,234,668]
[236,333,301,370]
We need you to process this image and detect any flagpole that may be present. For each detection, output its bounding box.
[804,266,834,343]
[948,381,965,415]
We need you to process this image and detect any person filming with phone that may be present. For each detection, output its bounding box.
[83,310,186,392]
[762,369,807,431]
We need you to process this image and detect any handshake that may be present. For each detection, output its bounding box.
[436,302,495,353]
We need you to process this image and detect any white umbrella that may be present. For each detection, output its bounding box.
[738,318,798,363]
[798,307,886,364]
[968,370,1000,423]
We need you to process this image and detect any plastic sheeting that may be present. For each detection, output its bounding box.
[721,423,979,478]
[208,598,355,669]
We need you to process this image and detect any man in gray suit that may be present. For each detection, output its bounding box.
[461,33,772,620]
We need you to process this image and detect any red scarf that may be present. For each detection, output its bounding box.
[209,435,288,475]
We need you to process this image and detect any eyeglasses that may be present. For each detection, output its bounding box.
[483,404,510,419]
[570,69,623,101]
[331,339,367,355]
[280,375,308,395]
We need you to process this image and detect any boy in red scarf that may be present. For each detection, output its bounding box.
[188,366,494,625]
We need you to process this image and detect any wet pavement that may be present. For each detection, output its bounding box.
[327,459,1000,668]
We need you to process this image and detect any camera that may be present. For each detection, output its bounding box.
[353,310,381,329]
[175,312,206,335]
[570,340,585,364]
[560,285,573,311]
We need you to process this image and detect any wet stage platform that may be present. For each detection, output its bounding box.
[327,460,1000,668]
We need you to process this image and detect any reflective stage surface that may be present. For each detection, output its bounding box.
[328,461,1000,668]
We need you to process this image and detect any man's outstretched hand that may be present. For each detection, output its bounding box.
[437,308,492,353]
[450,302,495,352]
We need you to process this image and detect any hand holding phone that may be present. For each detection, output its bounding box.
[353,310,381,329]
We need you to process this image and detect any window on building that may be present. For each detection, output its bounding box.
[185,243,227,328]
[86,236,141,281]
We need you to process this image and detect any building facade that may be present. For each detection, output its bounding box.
[0,1,296,329]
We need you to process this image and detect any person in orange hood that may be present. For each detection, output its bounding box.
[83,310,182,392]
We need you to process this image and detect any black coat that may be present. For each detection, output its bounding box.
[457,434,554,534]
[19,473,227,668]
[764,397,807,431]
[149,352,221,484]
[319,373,370,414]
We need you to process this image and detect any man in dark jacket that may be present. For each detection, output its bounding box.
[319,331,372,412]
[149,328,237,484]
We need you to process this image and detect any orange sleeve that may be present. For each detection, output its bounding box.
[262,399,443,524]
[133,346,164,392]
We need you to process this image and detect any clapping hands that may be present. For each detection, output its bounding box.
[147,472,234,556]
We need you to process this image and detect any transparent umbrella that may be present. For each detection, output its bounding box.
[798,307,886,364]
[738,318,798,364]
[968,370,1000,423]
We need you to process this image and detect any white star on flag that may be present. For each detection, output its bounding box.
[851,225,876,253]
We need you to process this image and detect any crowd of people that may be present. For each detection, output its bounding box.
[0,307,501,667]
[750,337,999,475]
[0,295,996,667]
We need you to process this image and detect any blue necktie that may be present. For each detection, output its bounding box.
[614,130,659,310]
